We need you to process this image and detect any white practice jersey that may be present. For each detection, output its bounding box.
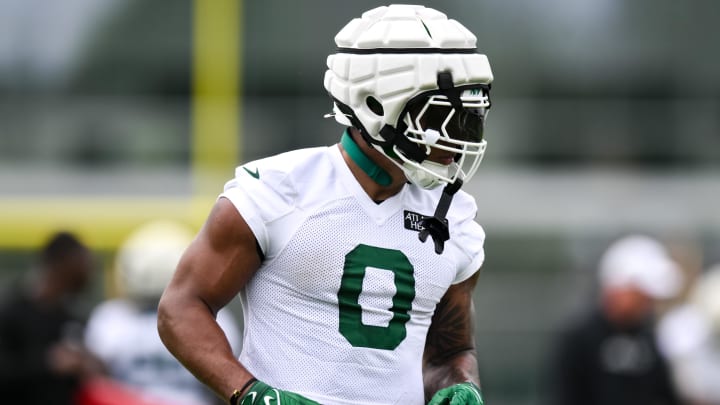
[221,145,485,405]
[85,299,241,405]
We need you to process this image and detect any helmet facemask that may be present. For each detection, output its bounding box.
[396,83,490,189]
[323,4,494,254]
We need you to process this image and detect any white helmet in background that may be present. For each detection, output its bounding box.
[689,263,720,334]
[598,235,683,299]
[324,4,493,189]
[115,220,194,302]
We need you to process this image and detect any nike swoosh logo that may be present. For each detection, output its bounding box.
[242,166,260,179]
[264,389,281,405]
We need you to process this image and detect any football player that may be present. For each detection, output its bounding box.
[158,4,492,404]
[84,221,241,405]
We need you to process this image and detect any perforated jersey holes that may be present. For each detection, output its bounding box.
[366,96,384,116]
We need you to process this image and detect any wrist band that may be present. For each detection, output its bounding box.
[229,377,258,405]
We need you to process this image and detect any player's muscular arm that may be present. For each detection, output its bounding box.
[158,197,260,401]
[423,271,481,401]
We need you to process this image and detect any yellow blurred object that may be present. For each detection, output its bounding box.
[0,0,242,252]
[0,196,213,250]
[192,0,242,195]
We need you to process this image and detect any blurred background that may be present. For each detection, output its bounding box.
[1,0,719,404]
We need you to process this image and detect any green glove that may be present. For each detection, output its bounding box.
[239,380,321,405]
[428,382,484,405]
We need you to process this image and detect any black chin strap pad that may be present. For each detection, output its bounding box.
[418,178,463,254]
[379,125,426,163]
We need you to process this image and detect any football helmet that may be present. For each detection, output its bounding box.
[115,220,194,303]
[324,4,493,189]
[598,235,682,299]
[690,263,720,334]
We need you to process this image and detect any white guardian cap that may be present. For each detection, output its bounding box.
[324,4,493,189]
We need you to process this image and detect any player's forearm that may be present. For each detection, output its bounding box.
[423,349,480,400]
[423,273,480,398]
[157,292,251,401]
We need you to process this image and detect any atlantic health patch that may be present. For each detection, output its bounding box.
[404,210,430,232]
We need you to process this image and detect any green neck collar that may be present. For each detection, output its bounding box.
[340,130,392,186]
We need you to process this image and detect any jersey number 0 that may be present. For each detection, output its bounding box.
[337,244,416,350]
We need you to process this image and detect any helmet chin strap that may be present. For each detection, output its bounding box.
[378,124,427,162]
[418,178,463,254]
[416,72,466,254]
[344,122,462,255]
[331,71,468,255]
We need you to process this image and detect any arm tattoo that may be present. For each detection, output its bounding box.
[423,272,481,399]
[425,291,475,362]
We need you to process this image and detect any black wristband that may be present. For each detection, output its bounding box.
[229,377,258,405]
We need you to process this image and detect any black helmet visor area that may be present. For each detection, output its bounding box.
[400,84,491,144]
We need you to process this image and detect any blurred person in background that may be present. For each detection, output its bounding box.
[658,263,720,405]
[546,234,683,405]
[0,231,105,405]
[158,4,492,405]
[83,220,241,405]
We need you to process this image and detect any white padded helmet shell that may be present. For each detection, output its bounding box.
[324,5,493,188]
[115,220,194,302]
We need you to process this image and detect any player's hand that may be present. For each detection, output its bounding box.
[428,382,484,405]
[239,380,321,405]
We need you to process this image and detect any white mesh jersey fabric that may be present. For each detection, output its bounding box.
[220,145,485,405]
